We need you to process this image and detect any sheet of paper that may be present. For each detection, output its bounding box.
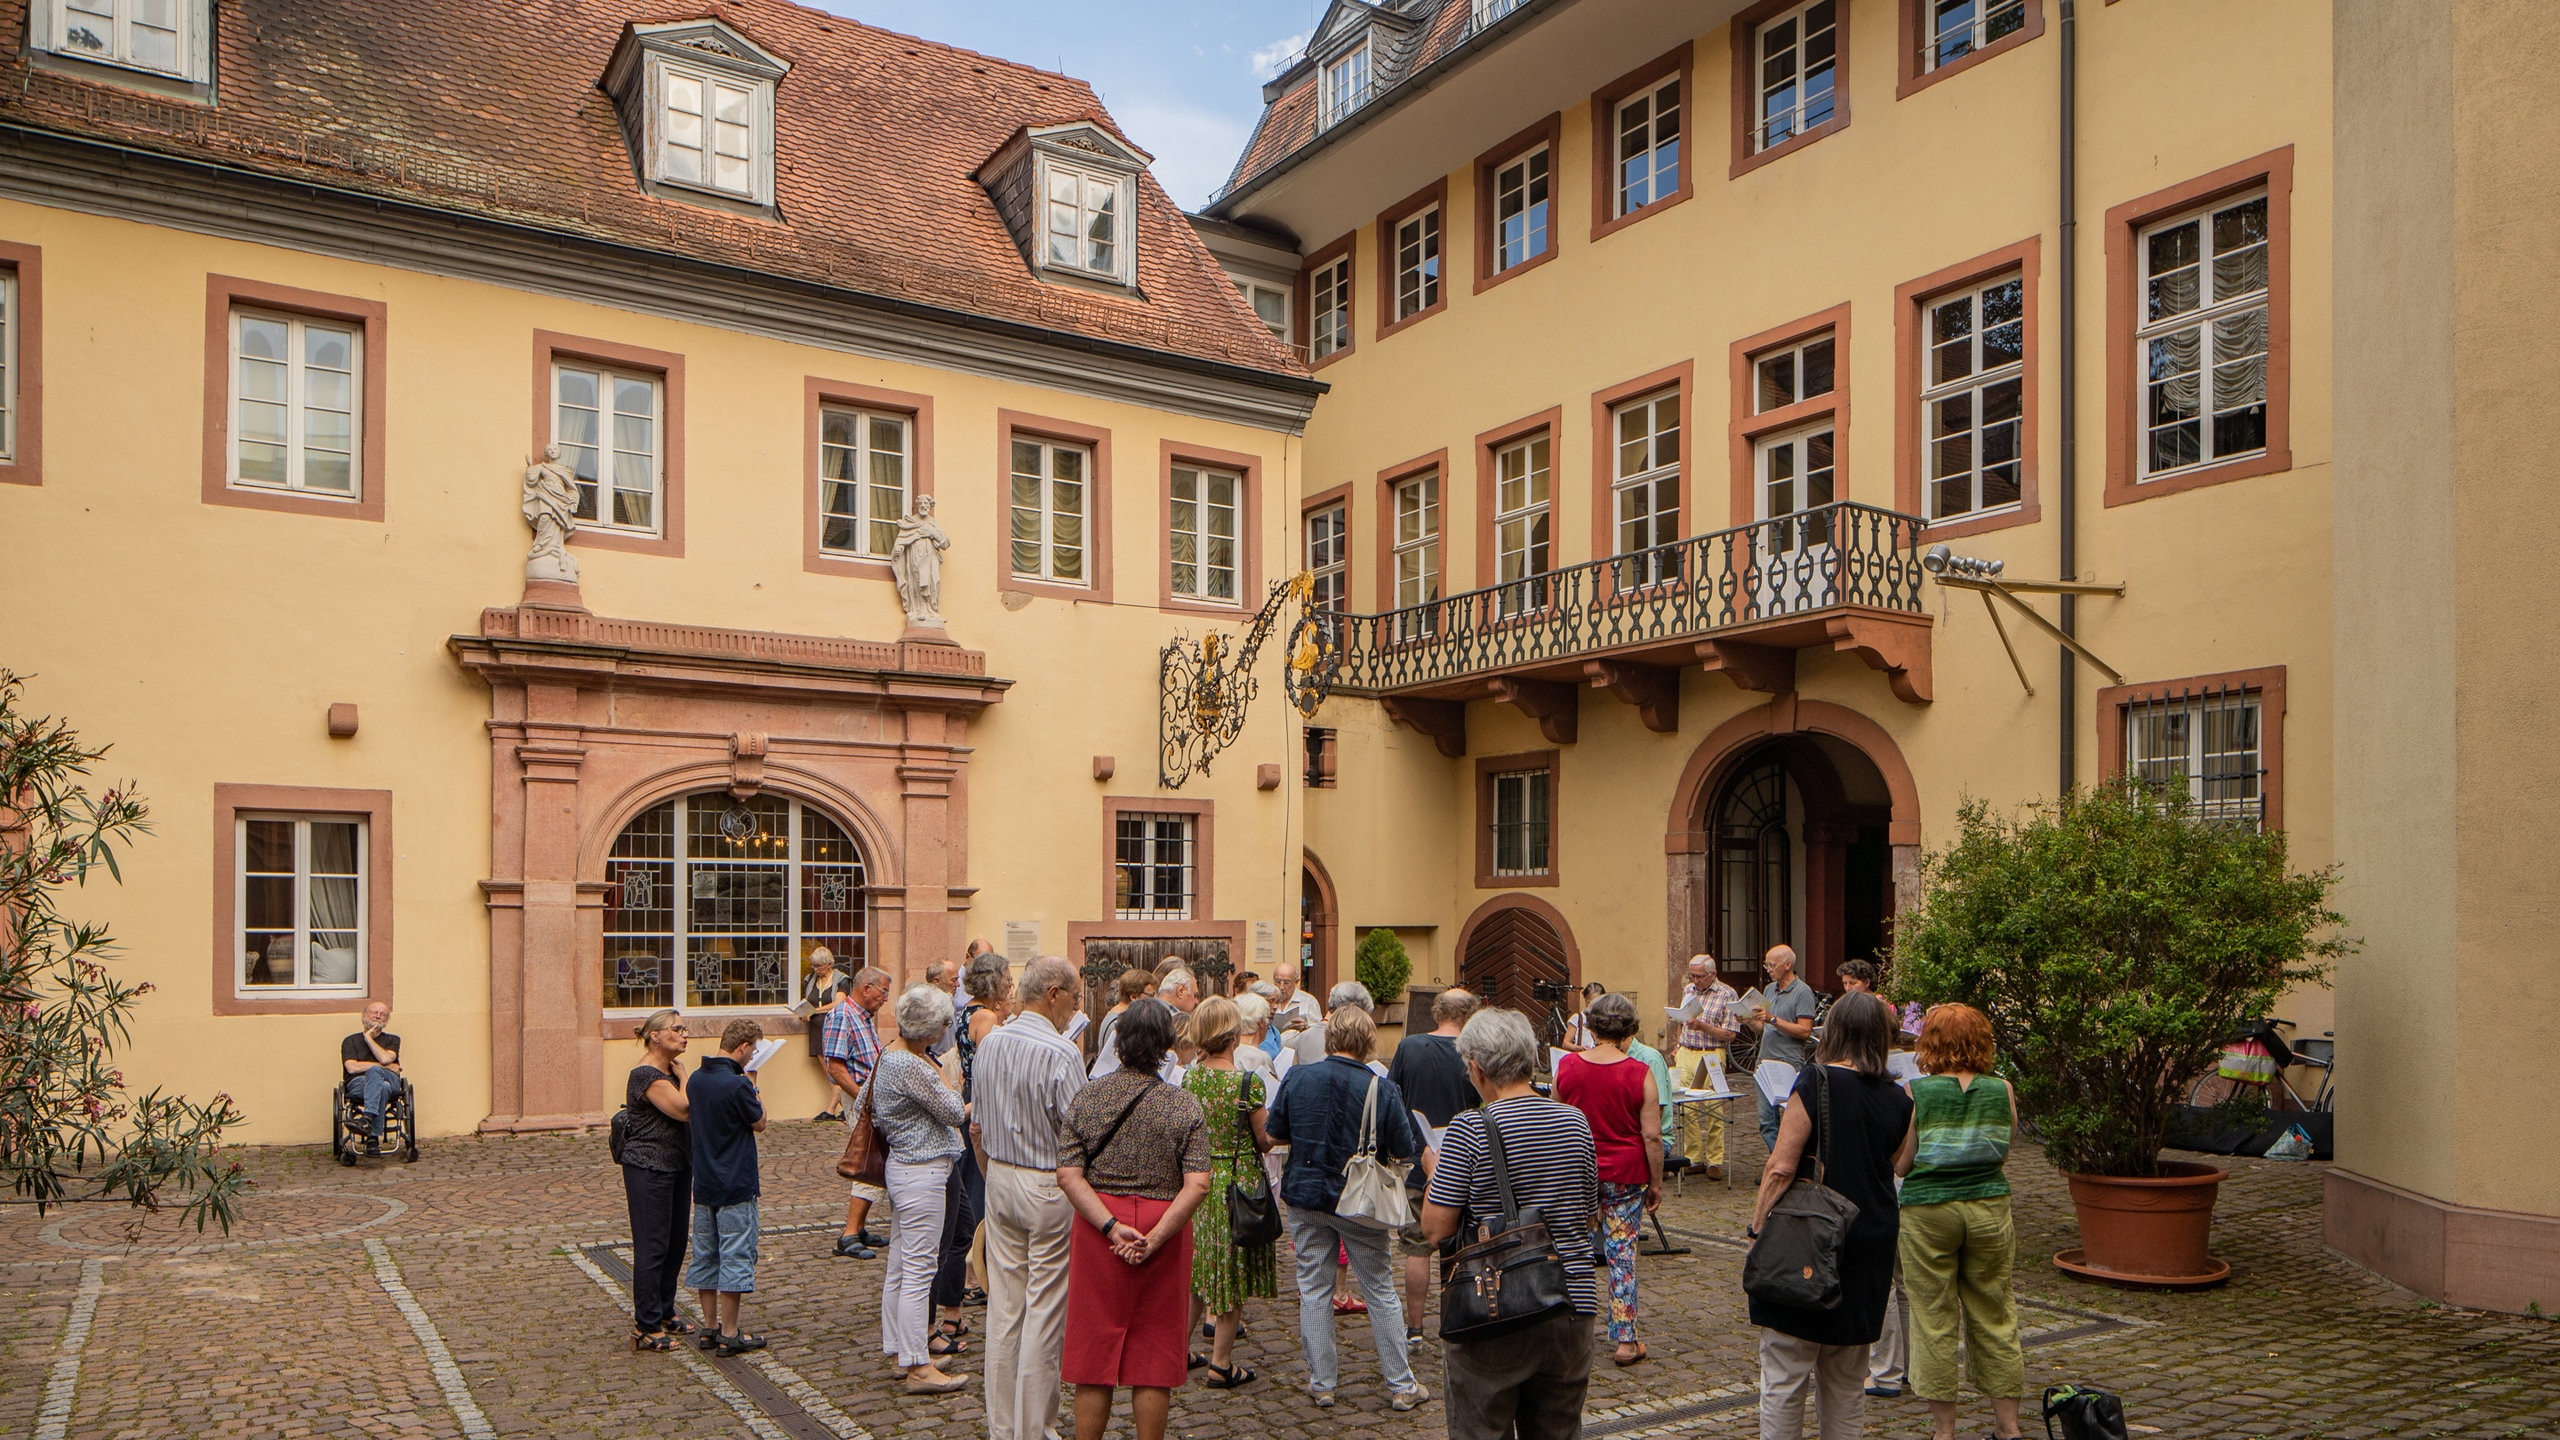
[744,1038,787,1074]
[1272,1044,1295,1080]
[1702,1050,1728,1095]
[1676,1087,1737,1101]
[1548,1047,1571,1075]
[1887,1051,1923,1083]
[788,998,815,1018]
[1755,1059,1799,1106]
[1064,1009,1090,1042]
[1665,995,1702,1024]
[1734,986,1769,1018]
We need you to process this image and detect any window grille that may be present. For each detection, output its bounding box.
[603,793,865,1011]
[1490,770,1552,876]
[2123,684,2265,829]
[1115,814,1196,920]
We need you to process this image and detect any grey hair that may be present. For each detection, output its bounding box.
[1457,1008,1540,1086]
[1249,980,1278,999]
[892,983,952,1042]
[1157,968,1197,996]
[1233,992,1271,1031]
[1017,956,1077,1002]
[965,952,1010,1000]
[853,966,891,992]
[1326,980,1374,1012]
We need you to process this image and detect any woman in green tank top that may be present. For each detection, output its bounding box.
[1892,1003,2025,1440]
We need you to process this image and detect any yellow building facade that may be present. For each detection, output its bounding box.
[0,1,1320,1141]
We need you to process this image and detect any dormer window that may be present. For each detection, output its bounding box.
[603,20,790,212]
[979,123,1150,291]
[35,0,209,84]
[1321,42,1373,129]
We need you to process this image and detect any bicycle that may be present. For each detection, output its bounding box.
[2184,1016,2333,1112]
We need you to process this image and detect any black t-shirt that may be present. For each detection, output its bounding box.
[342,1031,401,1067]
[1748,1063,1914,1348]
[1387,1033,1476,1128]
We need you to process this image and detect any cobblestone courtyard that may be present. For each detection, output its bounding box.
[3,1118,2553,1440]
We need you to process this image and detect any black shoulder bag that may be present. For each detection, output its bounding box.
[1437,1102,1575,1342]
[1225,1073,1283,1248]
[1741,1064,1862,1310]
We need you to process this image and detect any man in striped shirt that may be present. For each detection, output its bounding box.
[824,966,891,1258]
[970,956,1088,1440]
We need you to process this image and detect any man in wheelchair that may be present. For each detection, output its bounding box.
[342,1001,404,1155]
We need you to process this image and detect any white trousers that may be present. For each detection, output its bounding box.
[983,1161,1074,1440]
[1759,1329,1868,1440]
[1867,1270,1909,1387]
[881,1156,953,1369]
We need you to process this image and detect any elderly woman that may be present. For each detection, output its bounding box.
[1555,993,1663,1366]
[1231,992,1277,1081]
[1058,1000,1211,1440]
[929,955,1012,1352]
[872,983,971,1395]
[621,1010,695,1351]
[1090,966,1154,1069]
[1265,1004,1427,1411]
[1895,1004,2024,1440]
[1421,1007,1601,1440]
[1180,997,1277,1388]
[1747,993,1913,1440]
[805,947,850,1121]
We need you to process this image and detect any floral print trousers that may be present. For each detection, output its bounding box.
[1596,1181,1646,1344]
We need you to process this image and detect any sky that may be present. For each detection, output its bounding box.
[810,1,1325,210]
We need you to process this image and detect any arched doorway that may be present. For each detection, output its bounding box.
[1671,700,1919,994]
[601,790,868,1013]
[1456,894,1580,1042]
[1300,850,1339,996]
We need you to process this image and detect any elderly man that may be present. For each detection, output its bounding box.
[1668,954,1740,1181]
[824,965,894,1258]
[1386,986,1478,1336]
[1288,980,1379,1069]
[1088,968,1196,1079]
[971,957,1086,1440]
[1271,962,1324,1034]
[1738,944,1821,1154]
[340,1001,403,1154]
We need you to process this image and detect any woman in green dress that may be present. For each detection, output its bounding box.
[1182,996,1277,1388]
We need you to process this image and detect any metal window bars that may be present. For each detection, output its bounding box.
[1321,500,1925,694]
[2122,681,2266,830]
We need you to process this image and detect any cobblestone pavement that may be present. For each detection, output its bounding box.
[2,1116,2554,1440]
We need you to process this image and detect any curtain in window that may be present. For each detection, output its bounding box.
[307,822,361,985]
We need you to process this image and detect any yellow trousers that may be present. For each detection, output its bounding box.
[1896,1195,2024,1403]
[1665,1045,1727,1167]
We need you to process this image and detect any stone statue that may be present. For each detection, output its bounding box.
[522,443,581,584]
[890,493,950,630]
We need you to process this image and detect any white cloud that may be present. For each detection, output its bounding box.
[1249,33,1307,80]
[1113,97,1250,211]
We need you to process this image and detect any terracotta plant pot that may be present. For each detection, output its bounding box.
[2055,1160,2232,1289]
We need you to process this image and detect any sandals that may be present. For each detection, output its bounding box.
[662,1316,698,1336]
[958,1286,988,1306]
[1201,1362,1258,1389]
[632,1329,678,1352]
[929,1334,971,1358]
[1187,1352,1211,1370]
[714,1331,769,1357]
[1613,1343,1649,1367]
[936,1319,972,1339]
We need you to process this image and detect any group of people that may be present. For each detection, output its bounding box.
[605,941,2027,1440]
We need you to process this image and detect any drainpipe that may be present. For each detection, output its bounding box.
[2056,0,2080,798]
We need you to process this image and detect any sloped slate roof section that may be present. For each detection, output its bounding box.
[1220,0,1495,204]
[0,0,1300,377]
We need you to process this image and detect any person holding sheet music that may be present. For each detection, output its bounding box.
[1739,945,1822,1155]
[1668,955,1741,1181]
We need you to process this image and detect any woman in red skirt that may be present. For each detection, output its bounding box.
[1057,999,1212,1440]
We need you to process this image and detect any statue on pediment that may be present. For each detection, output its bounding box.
[523,443,581,584]
[891,493,950,631]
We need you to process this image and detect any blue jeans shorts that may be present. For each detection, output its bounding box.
[685,1200,760,1294]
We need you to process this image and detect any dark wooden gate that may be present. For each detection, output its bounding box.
[1077,937,1232,1055]
[1459,907,1570,1022]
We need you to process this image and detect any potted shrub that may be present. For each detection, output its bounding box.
[1891,780,2346,1287]
[1354,927,1412,1025]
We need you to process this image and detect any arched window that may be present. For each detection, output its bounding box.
[603,792,866,1012]
[1714,756,1792,983]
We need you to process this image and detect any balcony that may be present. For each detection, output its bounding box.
[1322,502,1933,753]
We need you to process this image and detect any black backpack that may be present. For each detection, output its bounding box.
[1741,1064,1859,1310]
[2042,1384,2130,1440]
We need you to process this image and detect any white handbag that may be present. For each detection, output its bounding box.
[1333,1076,1416,1228]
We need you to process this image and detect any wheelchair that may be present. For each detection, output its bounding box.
[332,1072,420,1164]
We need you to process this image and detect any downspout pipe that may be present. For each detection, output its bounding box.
[2057,0,2080,798]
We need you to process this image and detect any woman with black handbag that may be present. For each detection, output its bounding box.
[1419,1007,1600,1440]
[1744,992,1913,1440]
[1179,996,1278,1388]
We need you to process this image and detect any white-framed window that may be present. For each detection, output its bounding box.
[1114,813,1196,920]
[1614,77,1682,216]
[1612,389,1681,585]
[1393,206,1442,321]
[603,793,867,1012]
[1495,433,1552,617]
[230,309,361,500]
[237,813,367,992]
[1043,156,1127,282]
[818,408,912,559]
[1009,436,1090,585]
[1923,274,2026,521]
[1320,42,1373,129]
[0,269,17,464]
[1309,255,1352,360]
[1472,0,1532,26]
[1235,278,1290,340]
[1924,0,2028,71]
[552,361,663,534]
[49,0,190,77]
[1754,332,1837,413]
[1170,465,1242,605]
[1492,147,1551,273]
[1490,769,1552,876]
[1393,471,1440,641]
[1753,0,1838,153]
[659,61,759,198]
[2125,690,2263,829]
[1756,420,1838,554]
[1306,503,1347,613]
[2138,191,2269,479]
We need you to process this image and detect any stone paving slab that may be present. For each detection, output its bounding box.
[1,1116,2554,1440]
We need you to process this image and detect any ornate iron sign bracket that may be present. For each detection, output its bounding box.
[1158,573,1341,788]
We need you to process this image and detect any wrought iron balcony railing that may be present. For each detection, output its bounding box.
[1321,502,1928,696]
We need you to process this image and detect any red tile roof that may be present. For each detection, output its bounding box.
[0,0,1305,377]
